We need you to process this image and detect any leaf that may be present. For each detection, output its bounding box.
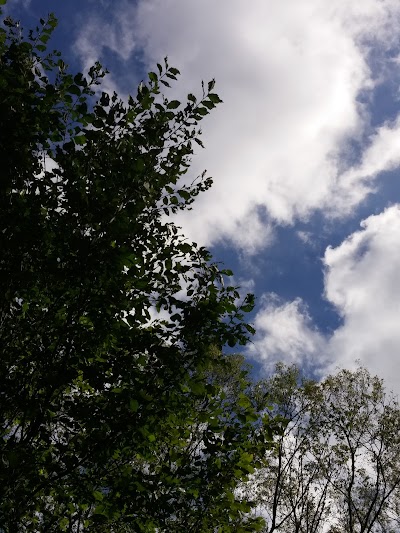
[178,189,191,200]
[179,243,192,254]
[167,100,180,109]
[39,33,50,44]
[227,336,236,348]
[129,399,139,412]
[203,100,215,110]
[189,380,205,396]
[68,84,81,96]
[207,79,216,91]
[148,71,158,83]
[208,93,223,104]
[194,138,204,148]
[244,324,256,335]
[73,134,86,145]
[196,106,208,116]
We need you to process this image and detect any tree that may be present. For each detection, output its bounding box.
[0,10,272,532]
[314,367,400,533]
[241,365,331,533]
[243,365,400,533]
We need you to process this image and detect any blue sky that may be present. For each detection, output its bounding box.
[8,0,400,392]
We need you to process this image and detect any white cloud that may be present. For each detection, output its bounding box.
[231,208,274,256]
[335,116,400,202]
[323,204,400,393]
[248,294,326,374]
[251,206,400,394]
[131,0,400,249]
[74,4,137,67]
[73,1,139,96]
[72,0,400,252]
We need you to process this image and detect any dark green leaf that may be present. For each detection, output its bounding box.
[167,100,180,109]
[208,93,223,104]
[197,106,209,116]
[68,84,81,96]
[73,134,86,145]
[148,71,158,83]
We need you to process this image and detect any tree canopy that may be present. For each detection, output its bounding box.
[243,365,400,533]
[0,9,273,532]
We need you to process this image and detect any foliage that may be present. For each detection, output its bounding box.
[243,365,400,533]
[0,9,272,532]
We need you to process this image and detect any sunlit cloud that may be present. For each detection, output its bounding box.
[252,205,400,393]
[323,204,400,393]
[248,294,327,374]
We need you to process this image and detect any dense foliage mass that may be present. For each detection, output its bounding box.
[0,9,273,532]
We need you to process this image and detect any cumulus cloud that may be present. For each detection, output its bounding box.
[230,208,275,256]
[251,206,400,393]
[105,0,400,250]
[335,116,400,205]
[248,294,327,374]
[72,0,400,250]
[129,0,368,246]
[323,204,400,393]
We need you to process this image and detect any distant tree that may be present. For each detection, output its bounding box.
[0,9,272,532]
[244,365,400,533]
[314,367,400,533]
[241,365,330,533]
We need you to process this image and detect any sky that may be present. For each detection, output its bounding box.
[7,0,400,394]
